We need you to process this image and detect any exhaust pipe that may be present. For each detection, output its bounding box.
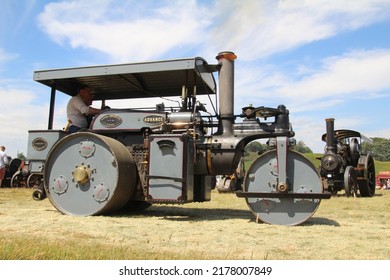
[216,51,237,135]
[325,118,335,152]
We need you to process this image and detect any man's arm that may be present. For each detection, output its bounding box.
[88,107,101,115]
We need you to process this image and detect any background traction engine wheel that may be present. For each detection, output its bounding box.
[357,154,375,197]
[344,166,357,197]
[43,132,137,216]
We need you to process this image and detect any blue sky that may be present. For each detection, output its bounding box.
[1,0,390,157]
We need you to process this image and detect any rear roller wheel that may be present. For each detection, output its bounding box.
[358,154,375,197]
[244,149,323,226]
[44,132,137,216]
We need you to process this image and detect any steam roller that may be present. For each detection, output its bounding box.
[28,50,332,225]
[239,137,324,226]
[43,132,137,216]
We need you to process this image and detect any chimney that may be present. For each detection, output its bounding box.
[216,51,237,135]
[325,118,335,151]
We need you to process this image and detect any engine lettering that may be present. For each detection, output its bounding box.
[32,137,48,151]
[100,114,123,128]
[143,115,165,125]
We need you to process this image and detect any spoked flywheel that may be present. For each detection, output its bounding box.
[357,153,376,197]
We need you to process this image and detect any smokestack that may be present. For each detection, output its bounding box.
[325,118,335,151]
[216,51,237,135]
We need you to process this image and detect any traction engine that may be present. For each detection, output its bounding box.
[320,118,375,197]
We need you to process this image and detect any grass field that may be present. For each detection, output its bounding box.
[1,187,390,260]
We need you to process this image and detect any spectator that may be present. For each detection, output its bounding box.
[0,146,9,187]
[385,179,390,190]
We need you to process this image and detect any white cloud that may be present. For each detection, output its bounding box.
[234,49,390,113]
[0,48,17,64]
[38,0,213,62]
[36,0,390,63]
[208,0,390,61]
[0,84,49,157]
[289,49,390,99]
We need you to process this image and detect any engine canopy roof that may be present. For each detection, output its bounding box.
[321,129,373,144]
[33,57,218,100]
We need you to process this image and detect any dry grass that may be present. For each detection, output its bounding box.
[1,188,390,260]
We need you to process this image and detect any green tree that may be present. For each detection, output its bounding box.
[17,152,26,161]
[292,140,313,153]
[361,137,390,161]
[244,141,265,156]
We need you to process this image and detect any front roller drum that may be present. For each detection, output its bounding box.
[243,149,323,226]
[44,132,137,216]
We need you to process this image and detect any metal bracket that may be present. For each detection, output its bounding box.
[276,136,288,192]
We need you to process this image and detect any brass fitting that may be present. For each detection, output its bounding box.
[73,165,91,185]
[277,182,288,193]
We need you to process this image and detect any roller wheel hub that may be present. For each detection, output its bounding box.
[73,165,91,184]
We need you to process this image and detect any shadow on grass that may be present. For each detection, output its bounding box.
[115,205,250,221]
[113,205,340,226]
[303,217,340,227]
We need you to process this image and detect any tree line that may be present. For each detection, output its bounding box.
[361,137,390,162]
